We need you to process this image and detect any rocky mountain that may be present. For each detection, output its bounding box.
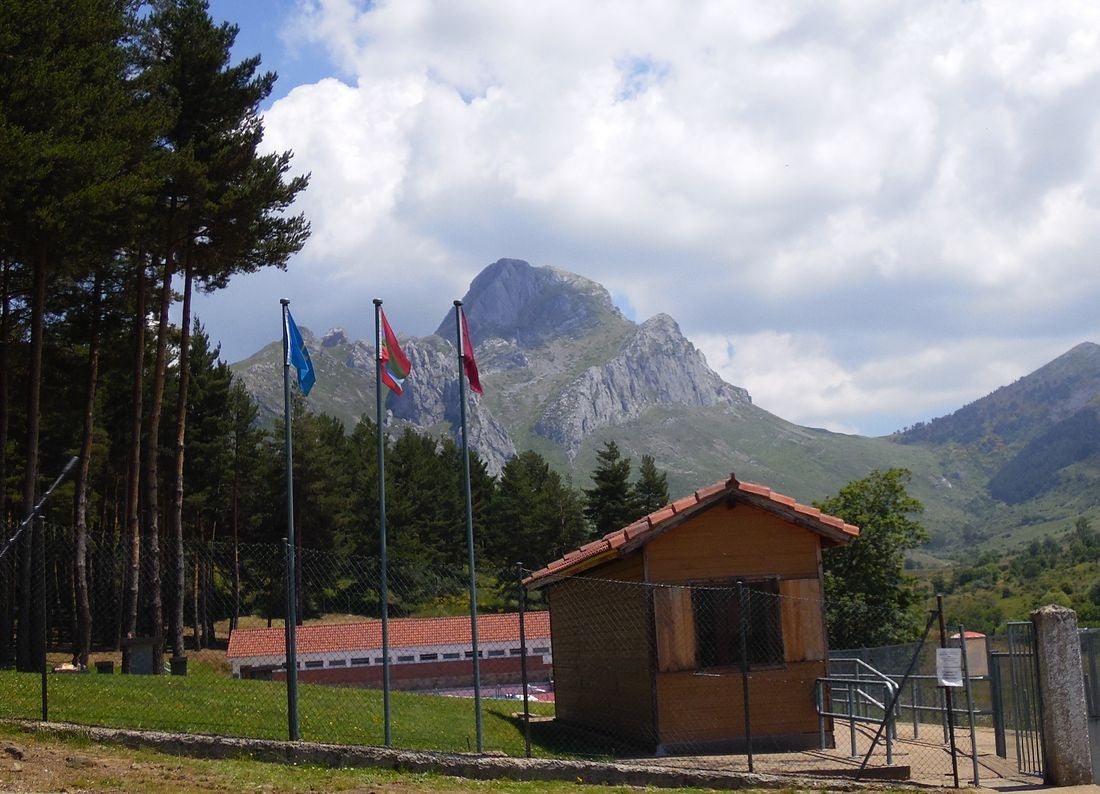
[231,258,1100,557]
[234,259,756,475]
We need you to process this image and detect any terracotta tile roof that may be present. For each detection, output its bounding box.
[525,472,859,589]
[227,610,550,660]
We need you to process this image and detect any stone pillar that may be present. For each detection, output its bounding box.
[1031,604,1092,786]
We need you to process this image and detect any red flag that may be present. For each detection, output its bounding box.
[459,307,483,394]
[378,308,411,395]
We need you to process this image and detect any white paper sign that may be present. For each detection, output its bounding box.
[936,647,964,687]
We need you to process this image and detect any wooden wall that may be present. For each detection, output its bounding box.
[645,501,822,582]
[547,554,656,748]
[654,659,827,750]
[646,500,830,747]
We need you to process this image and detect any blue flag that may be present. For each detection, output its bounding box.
[285,310,316,395]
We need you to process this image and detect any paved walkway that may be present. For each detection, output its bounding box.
[633,719,1045,788]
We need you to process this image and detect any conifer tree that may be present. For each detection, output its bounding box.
[488,450,586,574]
[632,454,670,515]
[136,0,309,661]
[0,0,146,671]
[583,441,638,537]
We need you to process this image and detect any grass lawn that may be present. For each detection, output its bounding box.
[0,721,732,793]
[0,662,624,760]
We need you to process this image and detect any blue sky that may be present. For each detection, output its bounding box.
[207,0,333,103]
[193,1,1100,437]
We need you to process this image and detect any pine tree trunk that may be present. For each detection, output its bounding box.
[17,243,48,672]
[0,264,12,667]
[203,524,215,647]
[232,476,240,632]
[73,276,101,668]
[143,253,175,673]
[191,548,200,650]
[170,260,193,657]
[122,257,146,672]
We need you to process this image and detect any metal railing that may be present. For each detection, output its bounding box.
[818,659,893,765]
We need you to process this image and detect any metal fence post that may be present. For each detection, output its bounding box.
[912,677,919,737]
[39,518,47,721]
[937,595,960,788]
[848,682,858,756]
[737,580,753,772]
[958,624,980,785]
[517,562,531,759]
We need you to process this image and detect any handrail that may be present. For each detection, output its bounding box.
[816,676,895,764]
[819,655,904,766]
[829,656,900,699]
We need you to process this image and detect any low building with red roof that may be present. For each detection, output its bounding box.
[226,611,552,691]
[524,472,859,754]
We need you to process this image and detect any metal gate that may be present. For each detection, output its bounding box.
[989,621,1044,777]
[1080,628,1100,783]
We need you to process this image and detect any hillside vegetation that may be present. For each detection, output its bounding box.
[926,517,1100,632]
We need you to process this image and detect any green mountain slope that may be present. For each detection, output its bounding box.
[892,342,1100,553]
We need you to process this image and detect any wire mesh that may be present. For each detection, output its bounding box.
[0,537,1049,785]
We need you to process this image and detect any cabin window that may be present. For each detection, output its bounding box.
[691,579,783,668]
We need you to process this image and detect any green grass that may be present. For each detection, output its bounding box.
[0,722,729,793]
[0,668,626,759]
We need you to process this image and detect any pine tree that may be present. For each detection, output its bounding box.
[0,0,146,671]
[488,450,586,573]
[632,454,670,515]
[583,441,638,537]
[136,0,309,661]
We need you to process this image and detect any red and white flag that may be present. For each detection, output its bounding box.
[459,306,483,394]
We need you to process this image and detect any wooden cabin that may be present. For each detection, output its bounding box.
[524,472,859,753]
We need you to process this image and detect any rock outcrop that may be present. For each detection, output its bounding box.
[535,313,750,458]
[435,258,619,346]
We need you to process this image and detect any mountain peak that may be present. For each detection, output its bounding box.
[435,258,622,347]
[322,328,348,347]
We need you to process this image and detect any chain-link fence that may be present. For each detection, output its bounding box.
[0,534,1040,786]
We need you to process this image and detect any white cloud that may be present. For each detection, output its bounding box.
[695,332,1089,436]
[196,0,1100,435]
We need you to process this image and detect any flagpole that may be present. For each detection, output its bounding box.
[454,299,483,753]
[373,299,392,746]
[280,299,300,742]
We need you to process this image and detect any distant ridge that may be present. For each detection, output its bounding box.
[896,342,1100,449]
